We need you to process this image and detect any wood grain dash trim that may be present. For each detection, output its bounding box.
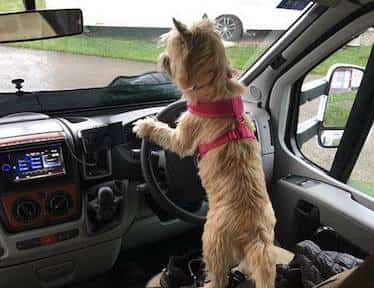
[0,131,65,148]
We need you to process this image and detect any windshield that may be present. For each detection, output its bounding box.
[0,0,310,92]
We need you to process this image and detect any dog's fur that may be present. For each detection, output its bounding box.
[133,17,277,288]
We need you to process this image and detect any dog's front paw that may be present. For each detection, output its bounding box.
[132,117,157,138]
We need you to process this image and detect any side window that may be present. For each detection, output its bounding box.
[296,28,373,198]
[348,125,374,197]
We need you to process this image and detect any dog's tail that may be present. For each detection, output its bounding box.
[243,231,276,288]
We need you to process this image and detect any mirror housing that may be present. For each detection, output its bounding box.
[317,64,364,148]
[0,9,83,44]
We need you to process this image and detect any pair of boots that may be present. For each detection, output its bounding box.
[159,252,254,288]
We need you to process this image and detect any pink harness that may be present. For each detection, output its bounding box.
[187,97,256,160]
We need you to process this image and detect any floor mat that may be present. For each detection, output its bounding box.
[68,227,203,288]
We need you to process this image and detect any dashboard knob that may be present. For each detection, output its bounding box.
[13,198,40,223]
[46,192,73,217]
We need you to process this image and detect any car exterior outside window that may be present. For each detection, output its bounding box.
[0,0,309,92]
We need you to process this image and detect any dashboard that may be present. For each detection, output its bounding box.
[0,104,273,287]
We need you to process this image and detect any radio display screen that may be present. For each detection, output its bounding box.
[0,145,66,182]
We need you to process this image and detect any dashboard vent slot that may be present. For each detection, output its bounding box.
[64,117,88,124]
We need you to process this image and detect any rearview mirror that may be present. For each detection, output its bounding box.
[0,9,83,44]
[317,64,364,148]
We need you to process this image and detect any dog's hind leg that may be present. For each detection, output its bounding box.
[202,228,234,288]
[242,235,276,288]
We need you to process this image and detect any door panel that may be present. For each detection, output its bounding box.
[271,175,374,253]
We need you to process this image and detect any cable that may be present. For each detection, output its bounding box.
[64,138,97,167]
[58,119,97,167]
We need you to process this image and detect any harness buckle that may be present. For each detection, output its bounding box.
[227,129,241,140]
[236,115,245,124]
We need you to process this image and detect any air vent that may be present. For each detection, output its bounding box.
[63,117,88,124]
[123,124,132,142]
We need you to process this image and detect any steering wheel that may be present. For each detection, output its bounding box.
[140,100,207,224]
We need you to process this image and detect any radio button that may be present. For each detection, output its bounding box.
[1,164,11,173]
[16,229,78,250]
[40,235,57,246]
[16,238,40,250]
[56,229,79,241]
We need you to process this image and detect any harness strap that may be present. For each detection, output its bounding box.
[187,97,256,160]
[197,124,255,160]
[187,97,244,118]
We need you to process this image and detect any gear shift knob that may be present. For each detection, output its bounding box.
[97,186,114,206]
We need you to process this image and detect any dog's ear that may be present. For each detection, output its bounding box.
[202,13,208,19]
[172,18,192,43]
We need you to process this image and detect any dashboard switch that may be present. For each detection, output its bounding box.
[16,229,78,250]
[40,234,57,246]
[16,238,40,250]
[56,229,79,242]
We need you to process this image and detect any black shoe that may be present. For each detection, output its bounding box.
[227,270,255,288]
[160,255,206,288]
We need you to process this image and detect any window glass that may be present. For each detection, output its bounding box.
[348,125,374,198]
[296,30,373,171]
[277,0,310,10]
[0,0,310,92]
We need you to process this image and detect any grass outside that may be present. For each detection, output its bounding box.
[324,91,355,128]
[11,34,264,71]
[312,45,371,75]
[12,35,165,64]
[10,33,371,75]
[0,0,45,12]
[348,180,374,198]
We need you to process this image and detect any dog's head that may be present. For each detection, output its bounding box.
[159,16,241,101]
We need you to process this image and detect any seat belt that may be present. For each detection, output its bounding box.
[330,45,374,181]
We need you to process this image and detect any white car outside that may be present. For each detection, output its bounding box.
[45,0,309,41]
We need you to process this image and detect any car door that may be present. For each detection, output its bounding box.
[266,7,374,256]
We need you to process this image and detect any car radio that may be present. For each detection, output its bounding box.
[0,145,66,183]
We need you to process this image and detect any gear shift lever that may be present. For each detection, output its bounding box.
[89,185,122,223]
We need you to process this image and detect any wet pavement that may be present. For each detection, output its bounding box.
[0,46,156,93]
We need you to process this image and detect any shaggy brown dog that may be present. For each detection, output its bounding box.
[133,17,277,288]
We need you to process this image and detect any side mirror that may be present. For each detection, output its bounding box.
[0,9,83,44]
[317,64,364,148]
[318,129,344,148]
